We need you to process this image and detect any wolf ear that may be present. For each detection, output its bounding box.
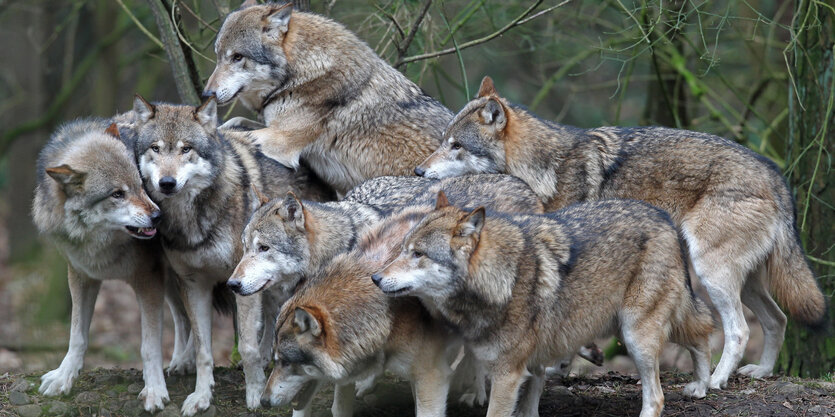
[277,192,305,230]
[241,0,257,7]
[133,94,155,124]
[477,76,497,98]
[480,99,506,130]
[455,207,485,247]
[248,184,270,213]
[195,97,218,130]
[435,190,450,210]
[105,123,121,139]
[264,3,292,37]
[294,307,322,337]
[46,164,87,195]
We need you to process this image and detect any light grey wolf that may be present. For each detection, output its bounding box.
[416,75,827,389]
[374,196,715,417]
[228,174,543,297]
[260,205,463,417]
[32,119,169,412]
[131,96,333,415]
[204,1,452,194]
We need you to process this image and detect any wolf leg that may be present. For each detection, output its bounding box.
[413,358,452,417]
[738,266,786,379]
[40,267,101,396]
[165,273,195,375]
[697,270,748,390]
[621,322,665,417]
[515,365,545,417]
[180,281,215,416]
[485,367,525,417]
[237,293,267,409]
[331,382,355,417]
[134,275,170,412]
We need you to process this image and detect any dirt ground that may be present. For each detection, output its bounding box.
[1,367,833,416]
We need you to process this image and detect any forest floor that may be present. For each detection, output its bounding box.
[1,367,834,417]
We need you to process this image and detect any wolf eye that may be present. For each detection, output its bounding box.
[232,53,244,62]
[412,250,424,259]
[259,245,270,252]
[451,142,462,150]
[111,190,125,199]
[181,146,192,154]
[150,145,160,153]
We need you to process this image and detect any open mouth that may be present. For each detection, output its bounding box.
[382,285,413,296]
[125,226,157,239]
[290,380,319,409]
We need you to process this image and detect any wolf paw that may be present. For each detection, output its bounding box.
[708,376,727,390]
[246,383,264,410]
[139,384,169,412]
[737,364,772,379]
[167,356,196,376]
[181,390,212,416]
[683,381,707,398]
[355,375,376,397]
[39,366,79,396]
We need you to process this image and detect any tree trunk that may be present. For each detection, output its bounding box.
[780,0,835,377]
[293,0,310,12]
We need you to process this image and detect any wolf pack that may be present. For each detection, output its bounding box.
[30,2,827,417]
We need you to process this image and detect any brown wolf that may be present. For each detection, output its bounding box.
[416,76,827,389]
[374,196,714,417]
[205,1,452,193]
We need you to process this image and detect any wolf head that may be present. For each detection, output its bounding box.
[416,76,509,178]
[204,1,293,108]
[133,96,221,202]
[228,190,310,295]
[261,305,340,408]
[373,192,484,299]
[41,124,161,240]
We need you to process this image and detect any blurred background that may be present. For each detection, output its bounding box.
[0,0,832,378]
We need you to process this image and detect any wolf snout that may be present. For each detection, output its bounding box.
[202,90,216,99]
[227,279,243,293]
[371,273,383,286]
[260,397,271,408]
[159,176,177,193]
[150,210,162,226]
[414,166,426,176]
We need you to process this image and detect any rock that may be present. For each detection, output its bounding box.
[45,401,69,416]
[550,385,573,397]
[94,374,124,385]
[196,405,217,417]
[774,381,805,395]
[121,399,143,417]
[10,378,32,393]
[16,404,42,417]
[362,393,379,406]
[809,405,823,414]
[127,382,143,394]
[75,391,101,403]
[158,404,180,417]
[818,381,835,392]
[98,409,113,417]
[9,390,30,405]
[105,389,119,398]
[740,388,756,395]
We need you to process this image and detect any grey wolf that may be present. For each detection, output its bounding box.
[204,1,452,194]
[32,119,169,412]
[228,174,543,297]
[131,96,333,414]
[416,76,827,389]
[260,205,463,417]
[374,196,714,417]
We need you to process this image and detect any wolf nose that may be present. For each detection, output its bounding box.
[260,397,271,408]
[202,90,216,99]
[414,166,426,176]
[371,273,383,286]
[227,279,242,293]
[159,176,177,193]
[150,210,162,226]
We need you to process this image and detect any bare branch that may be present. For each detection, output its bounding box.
[396,0,571,67]
[396,0,433,65]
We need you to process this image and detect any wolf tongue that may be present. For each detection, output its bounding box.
[140,227,157,236]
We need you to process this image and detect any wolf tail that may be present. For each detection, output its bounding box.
[767,222,827,327]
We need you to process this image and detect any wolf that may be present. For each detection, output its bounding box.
[204,1,452,194]
[229,173,543,297]
[132,96,333,415]
[416,76,827,389]
[260,205,464,417]
[32,119,169,412]
[374,196,715,417]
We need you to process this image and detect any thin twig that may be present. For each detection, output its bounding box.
[144,0,201,104]
[373,4,405,40]
[396,0,433,65]
[397,0,569,67]
[115,0,164,49]
[178,0,219,33]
